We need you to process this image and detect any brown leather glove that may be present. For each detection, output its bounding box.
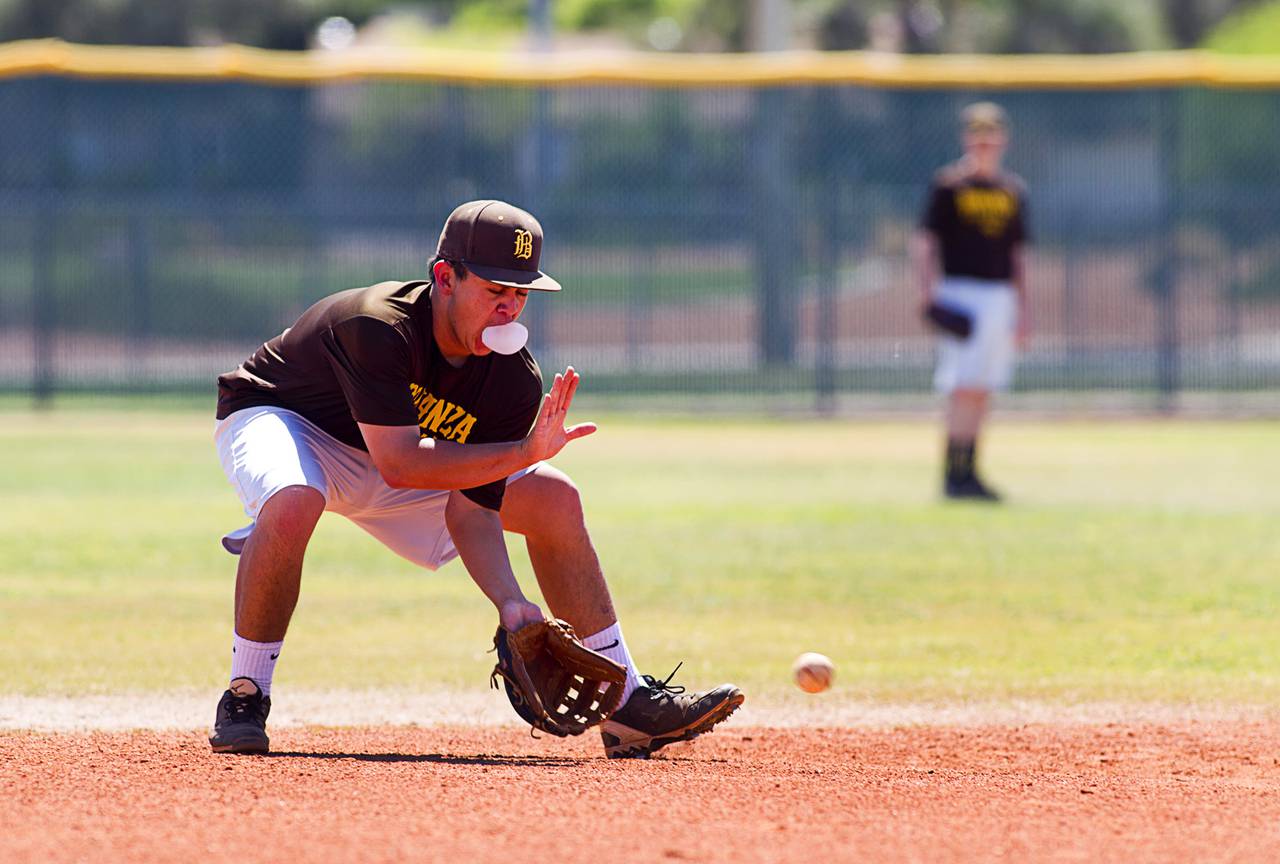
[491,618,627,737]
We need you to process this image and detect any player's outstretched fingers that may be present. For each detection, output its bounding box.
[559,368,592,441]
[556,368,576,415]
[565,422,597,442]
[563,374,577,416]
[562,367,582,413]
[534,392,555,434]
[547,374,563,416]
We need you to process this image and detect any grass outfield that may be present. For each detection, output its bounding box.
[0,410,1277,705]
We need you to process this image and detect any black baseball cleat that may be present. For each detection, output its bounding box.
[209,677,271,754]
[600,664,744,759]
[945,475,1002,502]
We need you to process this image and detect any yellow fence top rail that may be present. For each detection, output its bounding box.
[4,39,1280,88]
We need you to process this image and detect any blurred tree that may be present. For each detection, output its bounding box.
[0,0,315,48]
[811,2,869,50]
[898,0,940,52]
[1204,0,1280,52]
[1162,0,1268,47]
[0,0,422,48]
[994,0,1138,53]
[0,0,1273,53]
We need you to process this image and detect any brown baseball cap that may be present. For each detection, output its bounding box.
[961,101,1008,133]
[435,200,561,292]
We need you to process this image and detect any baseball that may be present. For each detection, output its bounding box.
[792,652,835,693]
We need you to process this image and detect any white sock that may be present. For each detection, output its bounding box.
[230,633,283,697]
[583,622,646,704]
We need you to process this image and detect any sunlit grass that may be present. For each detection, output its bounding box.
[1,411,1276,704]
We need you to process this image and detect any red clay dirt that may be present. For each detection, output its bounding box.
[3,721,1279,863]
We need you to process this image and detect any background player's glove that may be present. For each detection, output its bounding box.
[491,618,626,737]
[923,300,974,339]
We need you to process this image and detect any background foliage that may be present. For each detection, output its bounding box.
[0,0,1276,54]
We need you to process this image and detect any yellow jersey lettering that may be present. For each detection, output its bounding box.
[452,414,476,443]
[421,397,452,433]
[955,188,1015,238]
[438,404,467,438]
[406,384,480,442]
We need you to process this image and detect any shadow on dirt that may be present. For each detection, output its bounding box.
[265,751,591,766]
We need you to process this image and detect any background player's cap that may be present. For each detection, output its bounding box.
[961,102,1008,133]
[435,200,562,292]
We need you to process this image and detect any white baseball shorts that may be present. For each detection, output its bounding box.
[932,277,1018,393]
[214,405,539,570]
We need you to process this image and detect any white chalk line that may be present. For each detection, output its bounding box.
[1,690,1275,733]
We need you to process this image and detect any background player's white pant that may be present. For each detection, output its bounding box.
[932,278,1018,393]
[215,405,538,570]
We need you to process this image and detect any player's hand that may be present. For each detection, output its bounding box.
[521,366,597,463]
[499,598,544,632]
[1016,310,1032,349]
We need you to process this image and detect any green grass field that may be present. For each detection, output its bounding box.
[1,410,1277,705]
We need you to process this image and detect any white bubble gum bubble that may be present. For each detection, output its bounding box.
[481,322,529,355]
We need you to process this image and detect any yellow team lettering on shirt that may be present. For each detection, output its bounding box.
[409,383,477,443]
[955,187,1016,238]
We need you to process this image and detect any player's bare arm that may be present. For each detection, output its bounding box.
[444,491,543,631]
[910,229,940,311]
[1011,243,1031,345]
[358,367,596,490]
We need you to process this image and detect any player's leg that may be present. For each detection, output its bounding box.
[233,485,325,640]
[211,487,324,754]
[501,464,743,759]
[211,407,353,754]
[944,387,997,499]
[498,464,615,633]
[935,283,1009,501]
[499,465,636,687]
[947,387,989,443]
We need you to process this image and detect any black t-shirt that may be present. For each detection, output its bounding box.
[920,162,1030,281]
[216,279,543,510]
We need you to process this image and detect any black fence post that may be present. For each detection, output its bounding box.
[814,197,838,415]
[752,88,797,367]
[626,240,652,370]
[1154,89,1182,413]
[129,208,152,387]
[32,77,61,407]
[32,204,55,407]
[1062,203,1081,370]
[519,85,552,360]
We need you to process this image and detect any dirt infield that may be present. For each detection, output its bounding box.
[4,721,1279,863]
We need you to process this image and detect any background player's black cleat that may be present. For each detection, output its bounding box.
[600,664,743,759]
[945,474,1002,502]
[209,677,271,754]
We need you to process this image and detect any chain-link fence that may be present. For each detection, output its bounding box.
[2,46,1279,412]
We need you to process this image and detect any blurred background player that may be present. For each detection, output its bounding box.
[912,102,1031,501]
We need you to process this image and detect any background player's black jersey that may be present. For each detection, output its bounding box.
[920,162,1030,282]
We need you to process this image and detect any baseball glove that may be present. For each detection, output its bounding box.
[923,300,974,339]
[491,618,627,737]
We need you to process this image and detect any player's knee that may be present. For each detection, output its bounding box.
[505,466,587,538]
[526,470,584,528]
[547,474,584,523]
[257,485,325,536]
